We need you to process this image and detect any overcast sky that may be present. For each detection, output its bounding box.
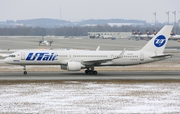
[0,0,179,23]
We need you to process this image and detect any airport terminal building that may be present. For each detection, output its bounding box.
[88,32,131,39]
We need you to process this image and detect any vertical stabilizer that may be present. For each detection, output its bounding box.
[140,25,173,54]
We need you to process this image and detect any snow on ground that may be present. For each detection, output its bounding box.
[0,81,180,113]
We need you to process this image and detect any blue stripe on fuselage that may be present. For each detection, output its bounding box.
[26,52,58,61]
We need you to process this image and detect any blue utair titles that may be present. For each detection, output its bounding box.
[26,52,58,61]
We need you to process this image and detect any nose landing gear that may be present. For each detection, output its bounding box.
[23,65,27,75]
[24,71,27,75]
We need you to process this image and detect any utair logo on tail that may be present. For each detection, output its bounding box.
[26,52,58,61]
[154,35,166,47]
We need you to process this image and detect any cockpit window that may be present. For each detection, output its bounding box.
[9,55,16,57]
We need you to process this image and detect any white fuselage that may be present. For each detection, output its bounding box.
[4,50,167,66]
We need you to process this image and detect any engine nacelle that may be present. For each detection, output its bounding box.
[61,61,84,71]
[68,61,83,71]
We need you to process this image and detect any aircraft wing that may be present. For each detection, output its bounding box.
[82,48,126,65]
[82,58,113,65]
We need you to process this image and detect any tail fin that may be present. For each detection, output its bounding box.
[153,30,157,35]
[140,25,173,54]
[42,36,44,41]
[146,30,150,35]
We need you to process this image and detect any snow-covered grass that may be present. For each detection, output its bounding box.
[0,81,179,113]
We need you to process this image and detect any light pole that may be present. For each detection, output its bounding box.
[166,11,169,25]
[153,12,156,32]
[172,11,176,34]
[60,5,61,20]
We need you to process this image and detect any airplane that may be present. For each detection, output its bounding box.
[169,31,180,40]
[89,33,115,39]
[4,25,173,75]
[131,30,156,40]
[132,29,180,41]
[89,33,101,38]
[100,34,115,39]
[38,36,53,46]
[142,31,180,41]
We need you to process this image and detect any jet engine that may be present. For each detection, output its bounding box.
[61,61,84,71]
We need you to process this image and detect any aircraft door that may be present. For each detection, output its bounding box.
[111,54,114,59]
[140,53,144,61]
[21,52,25,60]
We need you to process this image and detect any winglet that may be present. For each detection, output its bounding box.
[96,46,100,51]
[119,48,126,58]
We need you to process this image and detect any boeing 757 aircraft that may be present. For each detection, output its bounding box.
[4,25,173,75]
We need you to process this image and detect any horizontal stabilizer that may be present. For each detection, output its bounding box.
[150,54,172,58]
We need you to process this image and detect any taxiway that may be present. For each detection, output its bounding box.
[0,71,180,80]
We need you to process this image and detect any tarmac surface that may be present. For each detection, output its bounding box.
[0,71,180,80]
[0,36,180,50]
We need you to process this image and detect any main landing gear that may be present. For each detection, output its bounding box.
[85,67,97,75]
[23,65,27,75]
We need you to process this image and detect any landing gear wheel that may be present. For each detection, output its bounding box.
[88,70,93,74]
[93,71,97,75]
[23,65,27,75]
[85,70,92,74]
[24,71,27,75]
[85,70,98,75]
[85,70,89,74]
